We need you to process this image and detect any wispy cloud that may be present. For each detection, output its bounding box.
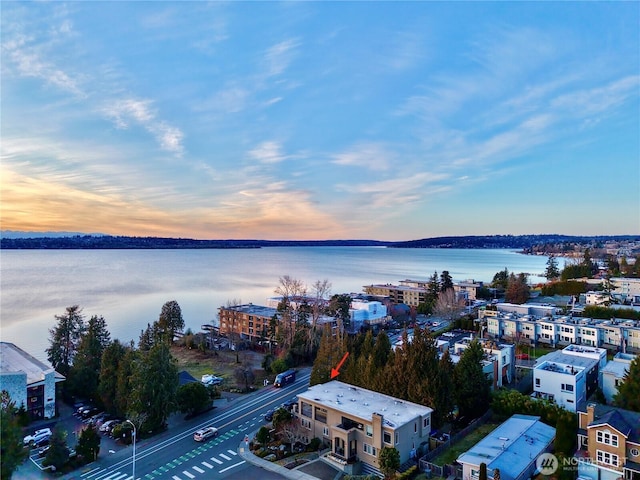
[331,143,394,171]
[264,38,300,77]
[103,99,184,155]
[248,141,288,164]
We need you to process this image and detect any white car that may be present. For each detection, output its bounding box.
[201,374,223,386]
[23,428,52,446]
[194,426,218,441]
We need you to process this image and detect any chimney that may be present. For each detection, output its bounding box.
[587,403,596,425]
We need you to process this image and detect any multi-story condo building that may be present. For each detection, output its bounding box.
[348,299,389,333]
[577,403,640,480]
[0,342,65,421]
[363,278,483,307]
[610,277,640,304]
[600,353,637,404]
[218,303,279,343]
[294,380,433,477]
[481,308,640,353]
[532,345,606,412]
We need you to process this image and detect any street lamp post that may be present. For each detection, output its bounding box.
[125,420,136,480]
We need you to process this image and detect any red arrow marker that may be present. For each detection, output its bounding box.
[330,352,350,379]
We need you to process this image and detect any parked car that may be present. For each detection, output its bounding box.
[23,428,52,446]
[99,419,120,433]
[282,396,298,410]
[201,374,223,386]
[34,435,51,448]
[36,445,51,458]
[194,426,218,441]
[264,409,274,422]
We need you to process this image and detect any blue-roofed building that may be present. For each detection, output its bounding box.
[457,414,555,480]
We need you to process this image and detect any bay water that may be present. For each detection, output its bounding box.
[0,247,550,362]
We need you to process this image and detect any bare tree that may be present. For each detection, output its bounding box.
[225,298,242,360]
[279,417,307,446]
[274,276,306,350]
[433,289,465,323]
[307,280,332,356]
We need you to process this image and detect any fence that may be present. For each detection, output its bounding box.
[418,409,494,478]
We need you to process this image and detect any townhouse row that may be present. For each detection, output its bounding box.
[481,303,640,353]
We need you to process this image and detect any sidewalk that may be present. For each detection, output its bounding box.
[237,432,344,480]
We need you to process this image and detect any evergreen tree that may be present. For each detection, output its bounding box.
[440,270,454,292]
[114,344,137,417]
[614,356,640,412]
[158,300,185,343]
[379,446,400,479]
[454,339,491,420]
[98,339,126,413]
[479,463,487,480]
[76,424,101,463]
[491,268,509,290]
[43,428,70,472]
[554,411,577,456]
[176,382,211,416]
[310,324,345,386]
[0,397,28,479]
[544,256,560,281]
[433,349,455,427]
[128,342,179,432]
[46,305,86,376]
[69,315,111,400]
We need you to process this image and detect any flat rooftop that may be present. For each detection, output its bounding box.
[457,414,555,479]
[220,303,278,317]
[535,350,598,375]
[297,380,432,429]
[0,342,56,385]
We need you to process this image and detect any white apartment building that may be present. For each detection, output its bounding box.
[609,277,640,303]
[600,352,637,403]
[451,336,515,389]
[533,345,605,412]
[348,299,389,332]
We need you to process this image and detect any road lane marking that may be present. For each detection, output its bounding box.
[202,462,213,469]
[182,471,195,479]
[193,466,205,473]
[82,467,104,477]
[219,453,231,461]
[219,461,245,473]
[173,476,181,480]
[227,450,237,456]
[210,457,223,464]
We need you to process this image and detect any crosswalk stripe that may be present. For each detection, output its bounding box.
[227,449,237,456]
[219,453,231,461]
[210,457,223,465]
[193,466,204,473]
[202,462,213,469]
[172,476,181,480]
[219,461,245,473]
[182,471,195,479]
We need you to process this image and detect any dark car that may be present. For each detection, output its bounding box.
[264,409,275,422]
[282,396,298,410]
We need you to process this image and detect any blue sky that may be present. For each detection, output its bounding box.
[2,2,638,241]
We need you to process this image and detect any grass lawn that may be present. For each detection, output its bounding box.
[431,422,501,466]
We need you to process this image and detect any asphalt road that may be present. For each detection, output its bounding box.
[17,371,313,480]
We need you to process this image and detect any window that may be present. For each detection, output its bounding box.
[423,417,430,428]
[363,443,376,456]
[561,384,574,392]
[471,469,479,479]
[315,407,327,424]
[366,425,373,437]
[383,432,392,444]
[395,432,399,444]
[323,427,329,437]
[597,450,618,467]
[535,378,540,387]
[301,418,311,429]
[630,448,639,458]
[300,402,312,418]
[596,431,618,447]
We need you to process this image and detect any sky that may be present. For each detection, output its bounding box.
[1,2,638,241]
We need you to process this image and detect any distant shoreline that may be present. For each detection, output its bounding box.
[1,233,637,251]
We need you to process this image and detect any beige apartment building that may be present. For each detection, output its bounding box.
[295,380,433,476]
[217,303,279,343]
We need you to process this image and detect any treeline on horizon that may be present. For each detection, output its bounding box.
[1,233,637,250]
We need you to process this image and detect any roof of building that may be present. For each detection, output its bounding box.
[219,303,278,318]
[601,359,632,379]
[0,342,62,385]
[534,350,598,375]
[178,370,199,386]
[457,414,555,479]
[297,380,433,429]
[580,404,640,443]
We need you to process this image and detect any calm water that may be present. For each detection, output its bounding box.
[0,247,549,361]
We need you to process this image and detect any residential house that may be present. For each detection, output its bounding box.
[0,342,65,421]
[457,414,555,480]
[577,403,640,480]
[295,380,433,477]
